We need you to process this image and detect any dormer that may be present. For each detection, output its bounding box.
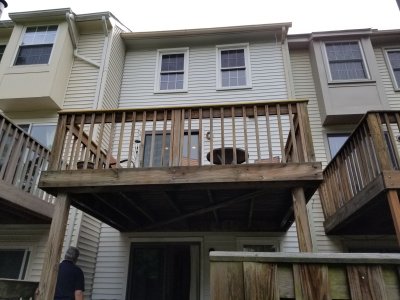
[0,8,75,112]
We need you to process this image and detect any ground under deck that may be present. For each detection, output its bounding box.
[39,162,322,232]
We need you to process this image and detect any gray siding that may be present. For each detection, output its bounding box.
[98,26,125,109]
[290,49,342,252]
[375,47,400,109]
[63,33,104,110]
[119,41,288,109]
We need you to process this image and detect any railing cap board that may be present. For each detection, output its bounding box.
[209,251,400,264]
[57,98,309,115]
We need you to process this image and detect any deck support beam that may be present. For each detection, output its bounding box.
[37,193,71,300]
[292,187,313,252]
[387,189,400,246]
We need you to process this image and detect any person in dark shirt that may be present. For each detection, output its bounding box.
[54,246,85,300]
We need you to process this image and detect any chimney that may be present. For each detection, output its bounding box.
[0,0,8,19]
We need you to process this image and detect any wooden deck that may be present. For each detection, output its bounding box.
[210,251,400,300]
[319,111,400,237]
[39,100,322,232]
[0,113,54,224]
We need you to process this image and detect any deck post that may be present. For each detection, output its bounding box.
[387,190,400,246]
[292,187,313,252]
[37,193,71,299]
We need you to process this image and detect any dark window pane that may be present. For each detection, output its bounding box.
[0,250,27,279]
[0,45,5,62]
[143,133,171,167]
[22,25,57,46]
[161,54,184,71]
[15,44,53,65]
[221,49,245,68]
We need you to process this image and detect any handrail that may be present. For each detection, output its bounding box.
[0,113,54,203]
[49,100,315,171]
[319,111,400,220]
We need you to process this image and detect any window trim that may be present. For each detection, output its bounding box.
[13,25,58,67]
[323,40,371,83]
[0,247,31,280]
[154,47,189,93]
[216,43,252,90]
[384,48,400,91]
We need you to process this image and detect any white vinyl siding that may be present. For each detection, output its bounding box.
[119,41,288,109]
[91,225,300,299]
[0,225,50,281]
[99,26,126,109]
[290,49,343,253]
[375,47,400,110]
[63,33,104,110]
[76,213,102,298]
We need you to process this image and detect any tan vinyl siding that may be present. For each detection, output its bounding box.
[290,49,342,253]
[0,224,50,281]
[99,26,125,109]
[375,47,400,109]
[63,33,104,110]
[119,41,288,109]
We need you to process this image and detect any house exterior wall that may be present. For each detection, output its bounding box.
[119,40,288,109]
[310,37,389,125]
[0,225,50,281]
[63,33,104,110]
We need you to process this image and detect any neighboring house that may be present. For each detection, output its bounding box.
[1,7,400,300]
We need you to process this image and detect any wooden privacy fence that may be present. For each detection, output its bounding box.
[319,111,400,221]
[210,251,400,300]
[50,100,314,171]
[0,113,53,203]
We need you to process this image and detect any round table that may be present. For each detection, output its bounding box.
[206,147,246,165]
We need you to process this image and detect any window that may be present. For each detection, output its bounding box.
[0,249,30,279]
[15,25,58,65]
[142,131,199,167]
[386,49,400,89]
[156,48,188,92]
[325,41,368,81]
[0,45,5,62]
[19,123,56,149]
[327,133,350,158]
[217,44,251,89]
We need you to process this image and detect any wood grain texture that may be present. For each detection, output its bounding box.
[292,187,313,252]
[347,265,388,300]
[210,261,244,300]
[37,193,71,300]
[293,264,331,300]
[243,262,279,300]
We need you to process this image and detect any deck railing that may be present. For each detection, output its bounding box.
[0,114,53,203]
[0,278,38,299]
[319,111,400,221]
[50,100,314,171]
[210,251,400,299]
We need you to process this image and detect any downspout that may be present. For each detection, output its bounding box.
[66,12,101,68]
[92,16,110,109]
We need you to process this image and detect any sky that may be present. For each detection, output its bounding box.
[2,0,400,34]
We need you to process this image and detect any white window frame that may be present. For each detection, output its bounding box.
[154,47,189,93]
[384,48,400,91]
[13,25,58,66]
[216,43,252,90]
[323,40,370,83]
[0,246,32,280]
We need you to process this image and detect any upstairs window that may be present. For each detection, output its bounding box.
[325,41,368,81]
[0,45,5,62]
[15,25,58,65]
[155,48,188,92]
[217,44,251,89]
[386,49,400,89]
[327,133,350,158]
